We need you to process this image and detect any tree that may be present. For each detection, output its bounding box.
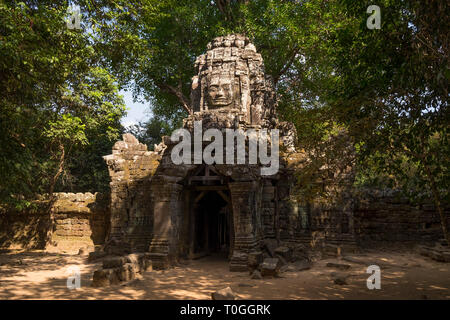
[0,1,125,208]
[83,0,320,127]
[331,0,449,243]
[4,0,446,242]
[125,115,178,150]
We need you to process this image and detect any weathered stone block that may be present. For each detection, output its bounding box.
[247,251,263,269]
[250,270,262,279]
[326,262,351,270]
[149,253,170,270]
[88,251,107,262]
[274,246,292,262]
[91,268,119,287]
[292,260,312,271]
[211,287,237,300]
[260,258,281,277]
[262,238,277,258]
[125,253,152,273]
[116,263,136,282]
[103,256,127,269]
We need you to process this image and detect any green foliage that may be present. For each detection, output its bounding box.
[82,1,448,202]
[0,1,125,207]
[84,0,345,130]
[44,114,87,145]
[0,0,448,240]
[125,114,180,150]
[326,0,449,201]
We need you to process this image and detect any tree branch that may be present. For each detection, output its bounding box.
[157,82,191,114]
[273,47,300,85]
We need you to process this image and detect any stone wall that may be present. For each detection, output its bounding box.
[0,209,50,249]
[0,192,109,250]
[103,133,162,253]
[353,189,450,244]
[52,192,110,245]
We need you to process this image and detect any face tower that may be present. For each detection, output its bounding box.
[188,34,277,129]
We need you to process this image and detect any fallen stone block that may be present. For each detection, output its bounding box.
[229,252,248,272]
[142,257,153,272]
[275,254,288,266]
[429,250,450,263]
[292,260,312,271]
[238,283,254,288]
[260,258,281,277]
[247,251,263,270]
[330,272,349,286]
[326,262,351,270]
[91,268,119,287]
[126,253,150,272]
[149,253,170,270]
[417,245,450,263]
[274,246,292,262]
[283,265,296,272]
[126,253,140,265]
[211,287,237,300]
[103,256,127,269]
[116,263,136,282]
[291,244,308,261]
[306,250,322,262]
[250,270,262,279]
[88,251,107,262]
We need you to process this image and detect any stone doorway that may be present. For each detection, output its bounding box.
[184,165,234,260]
[193,190,232,258]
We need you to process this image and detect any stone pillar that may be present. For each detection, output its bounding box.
[109,181,128,239]
[148,180,183,269]
[228,181,259,271]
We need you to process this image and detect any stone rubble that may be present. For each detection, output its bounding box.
[91,253,152,287]
[260,258,282,277]
[211,287,237,300]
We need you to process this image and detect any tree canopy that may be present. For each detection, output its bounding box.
[0,1,125,208]
[0,0,448,240]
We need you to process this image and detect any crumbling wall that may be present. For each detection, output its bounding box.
[52,192,109,245]
[103,133,162,252]
[0,210,50,249]
[0,192,109,249]
[353,189,450,244]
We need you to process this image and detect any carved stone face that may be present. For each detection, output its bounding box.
[207,75,234,109]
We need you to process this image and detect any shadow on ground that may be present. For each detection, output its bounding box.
[0,249,449,300]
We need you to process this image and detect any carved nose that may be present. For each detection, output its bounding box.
[217,88,224,97]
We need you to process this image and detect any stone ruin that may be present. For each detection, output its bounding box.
[102,34,356,272]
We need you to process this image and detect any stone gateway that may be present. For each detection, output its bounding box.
[103,34,355,271]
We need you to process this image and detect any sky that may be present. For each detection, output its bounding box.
[120,90,151,127]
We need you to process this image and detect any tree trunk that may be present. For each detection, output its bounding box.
[45,143,65,245]
[425,167,449,245]
[48,143,65,209]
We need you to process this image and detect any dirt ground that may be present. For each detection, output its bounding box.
[0,246,449,300]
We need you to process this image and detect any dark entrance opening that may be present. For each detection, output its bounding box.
[184,165,233,260]
[194,191,231,257]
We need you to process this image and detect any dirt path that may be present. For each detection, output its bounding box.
[0,248,449,300]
